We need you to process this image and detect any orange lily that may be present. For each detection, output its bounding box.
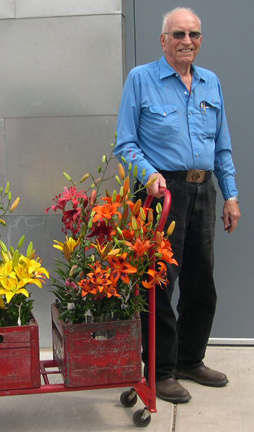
[86,261,113,294]
[108,252,137,284]
[125,237,152,257]
[157,238,178,266]
[92,201,122,223]
[142,261,168,289]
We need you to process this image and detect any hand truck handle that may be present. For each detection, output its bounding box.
[143,187,172,232]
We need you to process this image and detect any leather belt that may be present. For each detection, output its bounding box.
[159,169,212,183]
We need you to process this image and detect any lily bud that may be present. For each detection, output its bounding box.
[123,177,130,196]
[26,241,34,258]
[145,176,157,188]
[1,251,9,263]
[156,231,162,245]
[156,202,162,214]
[63,172,72,182]
[69,265,78,277]
[12,249,20,268]
[79,173,90,183]
[0,219,6,226]
[116,227,123,237]
[167,221,176,236]
[88,216,93,229]
[139,207,146,221]
[10,197,20,212]
[108,248,121,256]
[112,189,117,203]
[95,177,101,185]
[0,240,8,254]
[118,163,126,180]
[17,235,25,249]
[142,168,146,178]
[131,216,138,230]
[115,175,122,186]
[102,155,107,163]
[133,165,138,178]
[89,189,97,206]
[148,209,154,223]
[5,181,10,195]
[132,199,142,216]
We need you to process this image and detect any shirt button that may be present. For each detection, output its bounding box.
[184,91,188,95]
[191,132,195,136]
[195,153,200,157]
[189,111,193,115]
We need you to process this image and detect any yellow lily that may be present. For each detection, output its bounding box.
[53,237,80,260]
[0,275,30,303]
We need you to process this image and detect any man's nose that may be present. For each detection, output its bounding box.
[182,33,192,43]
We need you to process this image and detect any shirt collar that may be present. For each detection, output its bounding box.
[159,56,206,82]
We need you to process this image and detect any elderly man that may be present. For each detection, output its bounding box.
[114,7,241,403]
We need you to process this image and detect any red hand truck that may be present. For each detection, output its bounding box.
[0,188,172,428]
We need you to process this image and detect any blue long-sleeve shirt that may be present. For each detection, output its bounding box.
[115,56,238,199]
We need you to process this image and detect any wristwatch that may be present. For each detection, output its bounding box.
[226,196,239,203]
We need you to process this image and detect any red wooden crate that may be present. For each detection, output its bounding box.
[0,315,40,391]
[51,304,142,387]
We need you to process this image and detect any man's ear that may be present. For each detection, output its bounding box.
[160,33,166,51]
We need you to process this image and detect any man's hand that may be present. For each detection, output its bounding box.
[222,200,241,233]
[146,173,167,198]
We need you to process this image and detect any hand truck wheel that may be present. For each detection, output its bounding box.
[120,389,138,407]
[133,408,151,427]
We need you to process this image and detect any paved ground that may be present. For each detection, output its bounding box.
[0,346,253,431]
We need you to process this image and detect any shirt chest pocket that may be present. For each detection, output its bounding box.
[147,105,179,134]
[201,99,221,136]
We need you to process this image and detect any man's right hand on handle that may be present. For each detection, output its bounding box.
[146,173,167,198]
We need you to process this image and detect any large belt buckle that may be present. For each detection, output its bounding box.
[186,169,205,183]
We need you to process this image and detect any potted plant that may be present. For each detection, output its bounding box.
[0,183,49,391]
[46,140,177,387]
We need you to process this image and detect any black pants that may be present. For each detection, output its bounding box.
[136,175,217,381]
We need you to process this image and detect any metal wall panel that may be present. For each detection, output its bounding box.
[127,0,253,341]
[1,214,64,347]
[0,0,15,19]
[5,116,118,215]
[0,118,7,182]
[15,0,123,18]
[0,15,123,117]
[0,4,125,347]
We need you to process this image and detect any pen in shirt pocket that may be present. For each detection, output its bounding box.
[200,101,206,114]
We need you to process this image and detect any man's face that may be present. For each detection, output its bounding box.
[160,10,202,70]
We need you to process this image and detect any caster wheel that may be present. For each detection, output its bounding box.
[120,390,138,407]
[133,409,151,427]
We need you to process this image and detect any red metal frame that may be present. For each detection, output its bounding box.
[0,189,172,419]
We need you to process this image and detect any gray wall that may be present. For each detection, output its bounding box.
[0,0,125,347]
[125,0,253,341]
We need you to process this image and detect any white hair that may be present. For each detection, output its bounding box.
[161,7,201,33]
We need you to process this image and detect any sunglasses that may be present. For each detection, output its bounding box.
[164,31,201,40]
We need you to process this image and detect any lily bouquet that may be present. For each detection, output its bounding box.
[0,182,49,327]
[47,141,177,324]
